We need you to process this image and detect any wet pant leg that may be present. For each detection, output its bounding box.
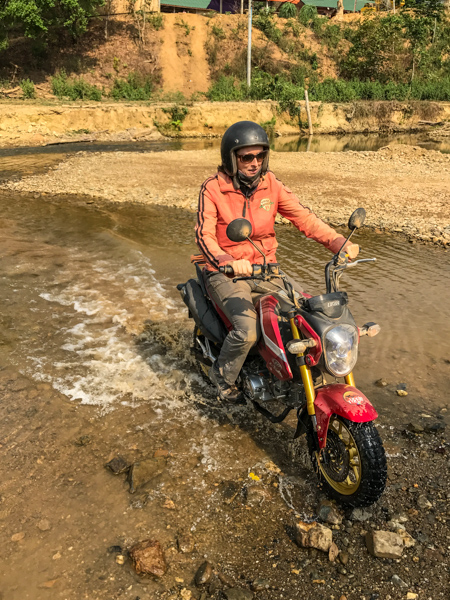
[206,272,260,386]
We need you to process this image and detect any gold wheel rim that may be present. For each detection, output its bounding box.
[315,416,362,496]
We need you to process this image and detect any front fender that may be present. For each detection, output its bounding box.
[314,384,378,449]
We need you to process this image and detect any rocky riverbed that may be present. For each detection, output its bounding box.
[0,365,448,600]
[1,143,450,247]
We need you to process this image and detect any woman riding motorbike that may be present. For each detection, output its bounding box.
[195,121,359,402]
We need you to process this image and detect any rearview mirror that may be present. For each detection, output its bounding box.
[348,208,366,231]
[226,218,252,243]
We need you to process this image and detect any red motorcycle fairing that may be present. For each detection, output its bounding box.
[314,384,378,449]
[255,295,293,381]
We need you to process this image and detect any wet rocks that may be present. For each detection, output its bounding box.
[365,531,404,559]
[129,539,167,577]
[177,533,195,554]
[350,507,372,522]
[128,456,166,494]
[318,500,343,525]
[294,521,333,552]
[194,561,213,586]
[375,378,388,387]
[105,456,129,475]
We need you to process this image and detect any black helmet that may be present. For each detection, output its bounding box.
[220,121,270,178]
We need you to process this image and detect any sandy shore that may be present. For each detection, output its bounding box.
[2,143,450,245]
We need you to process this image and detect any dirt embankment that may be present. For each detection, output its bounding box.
[1,100,450,148]
[2,143,450,246]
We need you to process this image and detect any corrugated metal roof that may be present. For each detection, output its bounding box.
[161,0,212,8]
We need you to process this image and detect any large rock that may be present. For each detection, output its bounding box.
[365,531,404,559]
[128,457,166,494]
[129,539,167,577]
[294,521,333,553]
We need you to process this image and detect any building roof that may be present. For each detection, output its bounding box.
[161,0,212,8]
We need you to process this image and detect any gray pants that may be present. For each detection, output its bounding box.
[206,271,301,385]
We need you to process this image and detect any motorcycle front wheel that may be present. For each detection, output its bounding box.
[307,415,387,508]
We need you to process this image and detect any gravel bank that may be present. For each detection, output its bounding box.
[2,143,450,245]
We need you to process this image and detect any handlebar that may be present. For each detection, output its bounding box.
[219,265,234,275]
[219,263,280,278]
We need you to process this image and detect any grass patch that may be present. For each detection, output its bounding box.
[110,72,155,101]
[51,70,102,101]
[20,78,36,99]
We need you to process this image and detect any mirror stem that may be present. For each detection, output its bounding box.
[335,228,355,262]
[246,237,266,266]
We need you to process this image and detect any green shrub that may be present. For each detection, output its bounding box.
[110,72,154,100]
[20,78,36,99]
[211,24,226,39]
[279,3,297,19]
[206,75,245,101]
[161,104,189,131]
[51,70,102,101]
[298,5,318,26]
[149,13,164,30]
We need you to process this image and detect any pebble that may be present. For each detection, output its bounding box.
[115,554,125,565]
[177,533,195,554]
[105,456,129,474]
[250,578,270,591]
[417,495,432,509]
[194,561,213,586]
[37,519,51,531]
[11,532,25,542]
[375,378,388,387]
[391,574,408,588]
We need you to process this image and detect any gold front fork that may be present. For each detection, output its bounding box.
[290,318,316,416]
[345,373,355,386]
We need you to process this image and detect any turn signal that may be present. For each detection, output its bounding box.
[286,338,317,354]
[360,322,381,337]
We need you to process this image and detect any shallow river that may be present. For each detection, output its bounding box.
[0,156,449,600]
[1,192,449,414]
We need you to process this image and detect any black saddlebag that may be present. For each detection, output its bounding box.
[179,279,227,345]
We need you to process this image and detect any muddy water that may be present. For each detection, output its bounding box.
[0,192,449,599]
[1,192,448,414]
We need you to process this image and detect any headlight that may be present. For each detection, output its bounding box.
[323,324,358,377]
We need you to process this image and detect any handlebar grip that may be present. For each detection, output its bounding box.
[219,265,234,275]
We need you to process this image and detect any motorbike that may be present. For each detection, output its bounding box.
[178,208,387,508]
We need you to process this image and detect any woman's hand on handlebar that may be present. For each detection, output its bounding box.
[346,243,360,260]
[229,259,253,277]
[219,259,253,277]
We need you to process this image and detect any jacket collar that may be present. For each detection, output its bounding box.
[217,170,269,193]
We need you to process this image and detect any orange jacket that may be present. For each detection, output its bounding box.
[196,170,349,271]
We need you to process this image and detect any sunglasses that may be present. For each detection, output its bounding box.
[236,150,268,164]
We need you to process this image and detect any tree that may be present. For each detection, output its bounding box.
[0,0,104,50]
[403,0,445,21]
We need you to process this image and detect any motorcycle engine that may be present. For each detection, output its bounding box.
[242,373,288,402]
[243,374,271,401]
